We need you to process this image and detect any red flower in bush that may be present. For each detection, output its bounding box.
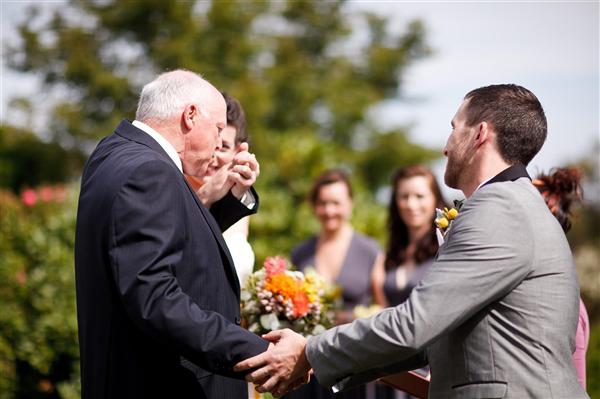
[21,189,37,207]
[15,270,27,286]
[39,186,54,202]
[53,185,67,202]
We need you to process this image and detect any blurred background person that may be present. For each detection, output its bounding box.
[533,166,589,390]
[372,165,445,399]
[289,169,385,399]
[373,165,446,308]
[186,92,256,285]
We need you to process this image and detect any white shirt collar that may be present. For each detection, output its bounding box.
[132,120,183,173]
[474,176,493,193]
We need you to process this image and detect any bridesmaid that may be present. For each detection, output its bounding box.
[371,165,445,399]
[289,169,385,399]
[373,165,445,308]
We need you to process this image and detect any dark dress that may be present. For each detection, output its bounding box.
[287,232,381,399]
[383,260,433,306]
[381,259,433,399]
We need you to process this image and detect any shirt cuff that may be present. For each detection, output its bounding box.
[240,191,256,209]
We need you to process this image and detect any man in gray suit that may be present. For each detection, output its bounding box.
[235,84,588,398]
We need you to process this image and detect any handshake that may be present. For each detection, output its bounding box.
[235,329,313,398]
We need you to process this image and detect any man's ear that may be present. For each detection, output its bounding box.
[182,104,197,131]
[474,121,491,148]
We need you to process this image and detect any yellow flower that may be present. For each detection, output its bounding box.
[447,208,459,220]
[436,217,449,229]
[301,280,319,303]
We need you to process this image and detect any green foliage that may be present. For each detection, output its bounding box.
[0,125,85,193]
[0,187,80,398]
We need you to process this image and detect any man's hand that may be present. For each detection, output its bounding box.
[234,329,311,397]
[195,164,233,208]
[193,142,260,207]
[230,142,260,200]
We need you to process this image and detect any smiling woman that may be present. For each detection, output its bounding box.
[288,169,385,399]
[372,165,445,309]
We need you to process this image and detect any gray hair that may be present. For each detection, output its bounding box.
[135,69,211,123]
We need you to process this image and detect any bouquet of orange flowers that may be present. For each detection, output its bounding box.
[241,256,340,337]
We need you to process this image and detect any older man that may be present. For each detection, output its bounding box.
[236,84,587,399]
[75,70,268,398]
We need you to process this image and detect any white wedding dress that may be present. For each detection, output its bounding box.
[223,216,254,287]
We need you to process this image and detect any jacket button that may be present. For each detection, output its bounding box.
[235,316,241,325]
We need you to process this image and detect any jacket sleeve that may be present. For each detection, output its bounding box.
[329,352,428,392]
[306,185,534,389]
[210,187,259,232]
[108,160,268,378]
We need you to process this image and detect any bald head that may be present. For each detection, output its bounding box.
[135,69,224,124]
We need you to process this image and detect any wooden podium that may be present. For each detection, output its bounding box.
[379,371,430,399]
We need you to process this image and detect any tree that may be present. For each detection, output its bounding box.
[0,124,85,193]
[3,1,439,396]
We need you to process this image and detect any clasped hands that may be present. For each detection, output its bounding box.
[234,329,312,398]
[198,142,260,207]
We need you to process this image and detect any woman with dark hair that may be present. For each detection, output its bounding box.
[533,167,589,390]
[373,165,446,308]
[368,165,445,399]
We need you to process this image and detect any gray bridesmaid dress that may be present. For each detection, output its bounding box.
[287,232,381,399]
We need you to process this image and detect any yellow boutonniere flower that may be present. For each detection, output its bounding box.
[447,208,459,220]
[435,200,463,237]
[435,216,449,229]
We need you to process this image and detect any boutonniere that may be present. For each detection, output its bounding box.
[435,199,463,245]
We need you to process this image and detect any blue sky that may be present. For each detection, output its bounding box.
[1,1,598,199]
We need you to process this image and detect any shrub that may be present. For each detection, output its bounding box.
[0,185,80,399]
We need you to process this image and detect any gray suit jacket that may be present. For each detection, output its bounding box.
[306,176,587,398]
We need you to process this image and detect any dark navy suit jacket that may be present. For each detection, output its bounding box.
[74,120,268,398]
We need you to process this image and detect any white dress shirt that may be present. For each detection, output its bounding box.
[132,120,183,173]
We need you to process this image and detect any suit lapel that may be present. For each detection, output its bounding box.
[182,178,241,296]
[115,119,241,296]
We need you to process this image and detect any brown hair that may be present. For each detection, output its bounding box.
[385,165,446,269]
[464,84,547,166]
[309,169,353,206]
[221,92,248,144]
[533,167,583,232]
